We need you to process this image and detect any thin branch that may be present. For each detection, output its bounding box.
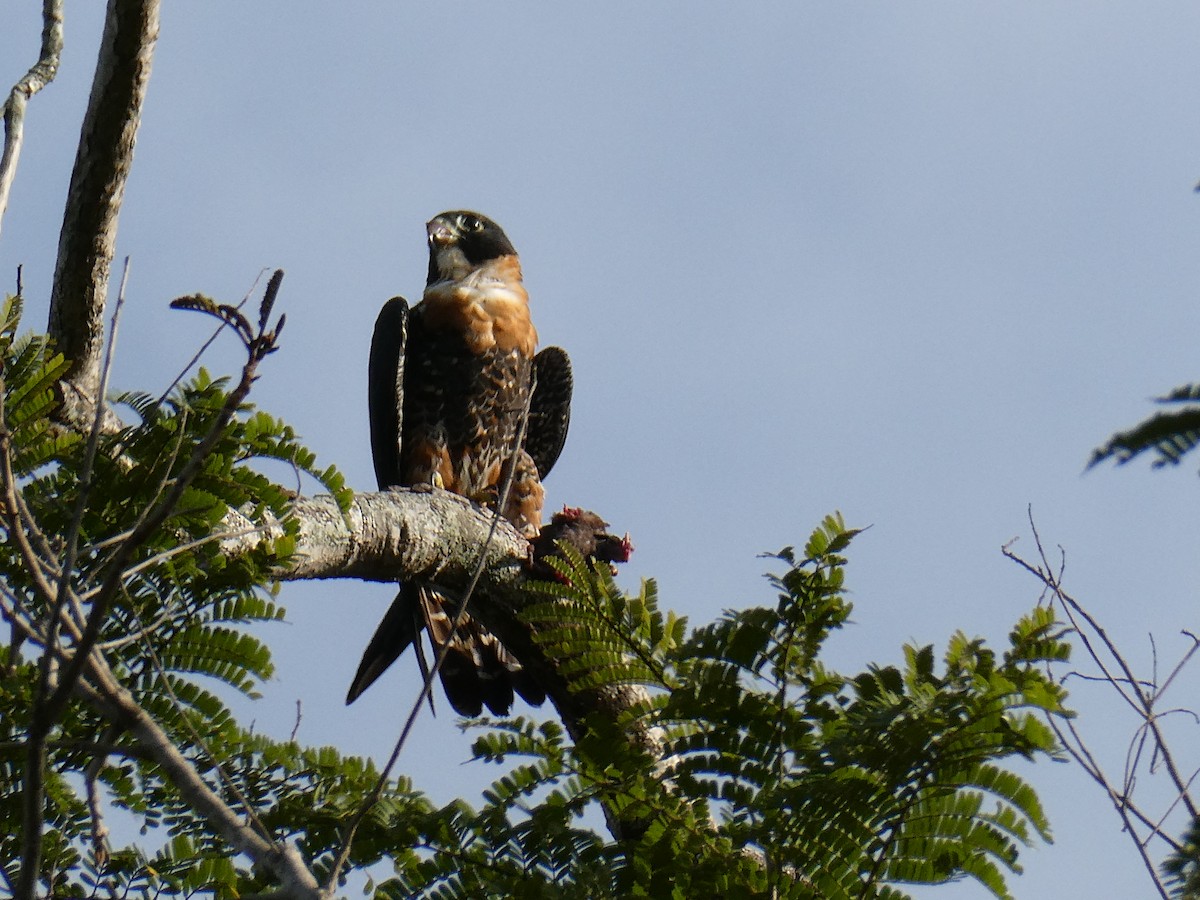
[125,589,276,847]
[0,0,64,238]
[155,270,267,407]
[0,739,151,761]
[60,257,128,591]
[1007,513,1200,897]
[1048,714,1173,898]
[1157,631,1200,703]
[41,296,282,729]
[84,728,118,872]
[73,672,322,898]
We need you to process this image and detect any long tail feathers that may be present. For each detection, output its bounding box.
[346,582,543,717]
[345,585,422,704]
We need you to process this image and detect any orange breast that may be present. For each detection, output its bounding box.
[421,255,538,357]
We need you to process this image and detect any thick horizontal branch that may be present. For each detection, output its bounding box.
[245,488,657,821]
[257,488,530,587]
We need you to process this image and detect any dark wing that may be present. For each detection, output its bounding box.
[368,297,409,490]
[525,346,572,480]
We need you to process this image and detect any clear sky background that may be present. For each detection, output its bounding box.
[5,4,1200,897]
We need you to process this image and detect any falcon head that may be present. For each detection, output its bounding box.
[426,210,518,285]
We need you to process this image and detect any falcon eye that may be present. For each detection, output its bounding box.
[458,214,484,233]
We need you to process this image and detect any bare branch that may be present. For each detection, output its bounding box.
[42,278,280,730]
[84,728,118,872]
[1006,513,1200,898]
[0,0,64,238]
[48,0,159,404]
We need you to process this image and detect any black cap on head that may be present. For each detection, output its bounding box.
[426,211,517,284]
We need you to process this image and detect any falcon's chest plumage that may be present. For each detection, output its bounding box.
[399,255,538,499]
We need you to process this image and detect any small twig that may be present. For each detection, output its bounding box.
[1152,763,1200,845]
[155,269,267,407]
[58,257,129,628]
[0,0,64,239]
[83,522,273,608]
[1062,671,1153,688]
[73,669,321,898]
[1007,510,1200,897]
[124,591,276,846]
[1157,632,1200,702]
[0,739,150,761]
[41,275,286,729]
[85,728,118,872]
[1047,714,1171,898]
[290,701,302,743]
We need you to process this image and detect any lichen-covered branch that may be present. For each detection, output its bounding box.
[260,490,654,780]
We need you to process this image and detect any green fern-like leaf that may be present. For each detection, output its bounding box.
[1089,382,1200,471]
[523,541,678,696]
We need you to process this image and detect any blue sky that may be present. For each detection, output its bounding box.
[5,3,1200,896]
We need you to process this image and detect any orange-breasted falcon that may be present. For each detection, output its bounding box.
[346,210,572,716]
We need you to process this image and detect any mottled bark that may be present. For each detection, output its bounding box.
[250,490,653,765]
[48,0,159,403]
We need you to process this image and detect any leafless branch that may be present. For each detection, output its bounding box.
[0,0,64,238]
[1005,511,1200,899]
[48,0,159,407]
[41,276,284,736]
[126,593,276,847]
[84,728,118,872]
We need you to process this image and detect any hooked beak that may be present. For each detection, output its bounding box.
[426,216,457,248]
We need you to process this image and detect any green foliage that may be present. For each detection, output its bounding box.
[1165,818,1200,899]
[1090,381,1200,470]
[389,514,1069,899]
[0,294,81,473]
[2,300,1068,897]
[0,302,360,895]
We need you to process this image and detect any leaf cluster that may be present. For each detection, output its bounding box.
[1090,382,1200,470]
[387,515,1071,899]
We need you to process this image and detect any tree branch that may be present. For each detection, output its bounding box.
[48,0,158,406]
[73,672,324,900]
[0,0,63,239]
[254,490,654,775]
